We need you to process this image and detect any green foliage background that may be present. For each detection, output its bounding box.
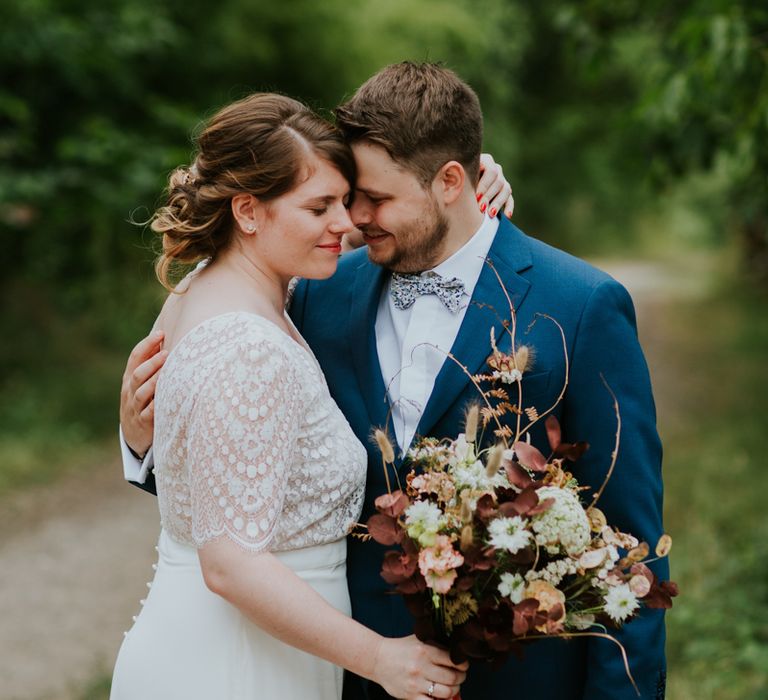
[1,1,766,698]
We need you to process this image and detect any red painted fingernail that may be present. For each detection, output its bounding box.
[490,207,497,218]
[480,202,487,213]
[476,193,482,202]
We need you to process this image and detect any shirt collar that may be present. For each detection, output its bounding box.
[431,214,499,291]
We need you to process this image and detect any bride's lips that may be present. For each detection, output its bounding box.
[317,242,342,254]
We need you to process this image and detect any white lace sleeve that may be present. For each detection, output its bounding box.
[185,337,304,552]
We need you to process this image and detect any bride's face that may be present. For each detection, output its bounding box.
[248,154,355,281]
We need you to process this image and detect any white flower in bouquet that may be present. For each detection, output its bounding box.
[531,486,591,556]
[448,440,510,494]
[447,434,474,467]
[405,500,445,547]
[487,516,532,554]
[594,545,621,584]
[451,457,484,489]
[452,458,509,493]
[603,583,640,622]
[491,368,522,384]
[407,439,450,462]
[525,557,578,586]
[589,544,622,589]
[498,572,526,603]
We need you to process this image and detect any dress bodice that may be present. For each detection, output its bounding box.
[153,311,367,553]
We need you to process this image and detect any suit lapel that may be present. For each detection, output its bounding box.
[413,220,533,448]
[349,258,392,435]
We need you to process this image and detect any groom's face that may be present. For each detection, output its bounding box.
[350,141,448,273]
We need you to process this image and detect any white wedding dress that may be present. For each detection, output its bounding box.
[111,312,367,699]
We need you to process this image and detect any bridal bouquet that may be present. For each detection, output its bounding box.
[364,268,678,690]
[368,414,676,674]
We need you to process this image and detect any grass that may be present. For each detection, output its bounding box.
[0,271,161,499]
[75,673,111,700]
[650,269,768,699]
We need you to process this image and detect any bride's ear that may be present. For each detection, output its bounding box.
[231,194,263,235]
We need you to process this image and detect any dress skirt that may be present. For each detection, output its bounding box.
[111,529,349,700]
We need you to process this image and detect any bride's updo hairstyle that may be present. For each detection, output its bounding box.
[152,93,355,289]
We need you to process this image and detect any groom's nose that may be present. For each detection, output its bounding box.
[349,196,373,229]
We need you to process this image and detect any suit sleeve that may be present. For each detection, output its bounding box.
[562,278,667,699]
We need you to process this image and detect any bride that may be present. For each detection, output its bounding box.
[110,93,466,700]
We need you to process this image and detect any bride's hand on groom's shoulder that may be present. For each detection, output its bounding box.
[478,153,514,221]
[371,635,467,700]
[120,330,167,456]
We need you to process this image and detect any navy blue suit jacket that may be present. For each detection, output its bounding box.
[290,218,667,699]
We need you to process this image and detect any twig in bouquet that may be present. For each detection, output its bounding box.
[515,312,570,441]
[484,259,519,353]
[484,259,526,440]
[541,631,639,696]
[587,374,621,511]
[350,524,372,542]
[392,464,402,492]
[374,429,396,495]
[445,351,507,440]
[411,342,508,439]
[486,324,524,440]
[376,387,405,493]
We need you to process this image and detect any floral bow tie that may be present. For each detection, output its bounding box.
[390,271,466,313]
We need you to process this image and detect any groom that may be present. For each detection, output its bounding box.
[122,63,667,699]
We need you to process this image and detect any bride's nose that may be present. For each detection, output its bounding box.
[328,208,355,237]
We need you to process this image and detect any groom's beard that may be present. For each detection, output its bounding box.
[364,201,449,274]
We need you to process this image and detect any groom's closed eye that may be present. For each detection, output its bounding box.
[355,188,392,204]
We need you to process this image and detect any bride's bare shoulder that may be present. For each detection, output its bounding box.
[153,262,217,349]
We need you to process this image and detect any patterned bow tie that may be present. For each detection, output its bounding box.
[390,271,466,313]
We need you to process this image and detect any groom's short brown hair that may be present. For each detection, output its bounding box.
[335,62,483,186]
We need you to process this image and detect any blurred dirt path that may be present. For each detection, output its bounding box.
[0,254,711,700]
[591,255,713,412]
[0,458,160,700]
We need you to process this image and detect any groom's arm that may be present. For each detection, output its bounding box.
[563,278,667,700]
[119,426,157,494]
[119,331,167,496]
[119,274,312,497]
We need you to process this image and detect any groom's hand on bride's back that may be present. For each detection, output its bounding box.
[120,329,167,456]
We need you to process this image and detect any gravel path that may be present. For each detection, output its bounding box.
[0,461,160,700]
[0,255,710,700]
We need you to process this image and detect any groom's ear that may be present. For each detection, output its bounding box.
[433,160,466,206]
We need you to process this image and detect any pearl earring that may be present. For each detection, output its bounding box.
[246,224,255,233]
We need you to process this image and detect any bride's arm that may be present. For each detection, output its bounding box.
[199,540,465,700]
[184,331,465,700]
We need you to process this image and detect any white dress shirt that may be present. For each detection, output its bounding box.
[120,425,153,483]
[376,214,499,452]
